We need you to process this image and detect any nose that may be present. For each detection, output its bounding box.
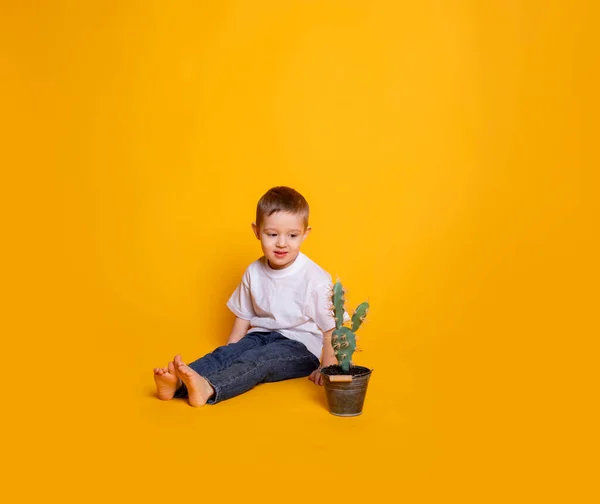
[276,236,286,248]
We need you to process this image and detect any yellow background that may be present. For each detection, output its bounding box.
[1,1,597,502]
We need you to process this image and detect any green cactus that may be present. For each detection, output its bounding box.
[332,281,345,330]
[351,302,369,332]
[330,280,369,372]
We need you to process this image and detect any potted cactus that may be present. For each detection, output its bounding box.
[320,280,372,416]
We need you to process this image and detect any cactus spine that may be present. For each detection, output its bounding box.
[330,280,369,372]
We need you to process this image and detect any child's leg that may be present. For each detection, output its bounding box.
[170,332,268,403]
[176,332,319,406]
[186,332,267,377]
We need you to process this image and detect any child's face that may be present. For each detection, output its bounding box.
[252,211,311,270]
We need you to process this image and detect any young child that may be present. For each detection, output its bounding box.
[153,186,348,407]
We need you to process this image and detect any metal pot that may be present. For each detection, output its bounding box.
[320,366,372,417]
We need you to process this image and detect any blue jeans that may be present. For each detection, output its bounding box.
[173,331,320,404]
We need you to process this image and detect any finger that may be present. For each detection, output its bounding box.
[308,371,315,382]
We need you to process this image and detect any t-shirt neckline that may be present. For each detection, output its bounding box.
[261,252,307,278]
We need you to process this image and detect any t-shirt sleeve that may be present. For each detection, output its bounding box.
[226,269,255,320]
[306,281,351,332]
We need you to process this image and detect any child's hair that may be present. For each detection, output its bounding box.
[256,186,310,229]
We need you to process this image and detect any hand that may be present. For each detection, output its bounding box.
[308,367,323,386]
[309,355,337,386]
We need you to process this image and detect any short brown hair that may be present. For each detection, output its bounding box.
[256,186,309,229]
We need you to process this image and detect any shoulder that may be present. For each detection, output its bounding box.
[300,253,333,286]
[241,256,266,283]
[246,256,265,271]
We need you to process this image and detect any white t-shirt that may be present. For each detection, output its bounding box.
[226,252,349,359]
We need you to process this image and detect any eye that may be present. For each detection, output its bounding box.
[268,234,277,237]
[290,235,298,238]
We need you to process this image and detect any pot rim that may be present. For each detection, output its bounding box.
[319,365,372,377]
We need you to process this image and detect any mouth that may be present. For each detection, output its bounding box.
[274,251,288,257]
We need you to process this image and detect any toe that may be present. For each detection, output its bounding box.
[168,361,175,374]
[178,364,191,377]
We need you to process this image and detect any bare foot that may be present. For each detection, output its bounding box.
[173,354,214,407]
[153,361,181,400]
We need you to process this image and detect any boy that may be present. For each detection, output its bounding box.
[153,186,347,407]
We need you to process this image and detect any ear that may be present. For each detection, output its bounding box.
[302,226,312,241]
[251,222,260,239]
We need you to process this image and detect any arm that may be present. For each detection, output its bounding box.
[309,327,338,386]
[321,328,338,367]
[227,316,252,344]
